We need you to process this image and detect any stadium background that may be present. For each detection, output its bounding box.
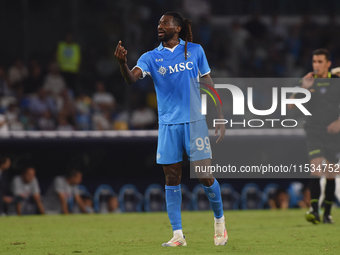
[1,0,340,208]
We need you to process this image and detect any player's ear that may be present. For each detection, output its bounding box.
[327,61,332,69]
[175,25,181,33]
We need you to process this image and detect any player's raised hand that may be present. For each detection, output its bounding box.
[115,41,128,65]
[215,123,225,143]
[301,72,315,89]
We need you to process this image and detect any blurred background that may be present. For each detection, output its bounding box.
[1,0,340,215]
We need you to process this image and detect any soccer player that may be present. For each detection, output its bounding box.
[115,12,227,246]
[289,49,340,224]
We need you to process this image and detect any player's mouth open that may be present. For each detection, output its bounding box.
[158,31,165,36]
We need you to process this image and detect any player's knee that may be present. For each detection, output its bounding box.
[165,172,181,186]
[199,178,214,187]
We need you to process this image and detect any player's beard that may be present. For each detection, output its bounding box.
[158,31,175,42]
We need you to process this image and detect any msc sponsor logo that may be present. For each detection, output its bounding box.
[157,62,194,76]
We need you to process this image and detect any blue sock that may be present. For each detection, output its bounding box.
[202,179,224,219]
[165,185,182,231]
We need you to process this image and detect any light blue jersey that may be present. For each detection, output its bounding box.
[134,39,211,124]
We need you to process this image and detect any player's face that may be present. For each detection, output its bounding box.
[312,55,331,75]
[158,15,179,42]
[72,172,83,185]
[23,168,35,183]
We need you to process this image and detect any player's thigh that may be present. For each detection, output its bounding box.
[184,120,212,162]
[157,124,184,164]
[305,129,324,164]
[310,157,324,177]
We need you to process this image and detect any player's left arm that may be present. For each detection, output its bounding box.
[201,73,225,143]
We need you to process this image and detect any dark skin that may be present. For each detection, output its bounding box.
[115,15,225,187]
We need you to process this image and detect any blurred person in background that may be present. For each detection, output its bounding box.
[57,32,81,94]
[43,168,87,214]
[0,65,13,97]
[25,59,45,94]
[29,88,57,121]
[8,59,29,89]
[4,103,24,131]
[297,185,311,209]
[11,166,45,215]
[92,109,112,130]
[43,61,66,98]
[57,114,74,131]
[289,49,340,224]
[107,194,121,213]
[56,88,76,127]
[269,188,289,209]
[0,112,9,133]
[81,194,94,213]
[75,93,92,130]
[37,110,56,130]
[0,156,12,215]
[92,81,116,113]
[130,97,157,130]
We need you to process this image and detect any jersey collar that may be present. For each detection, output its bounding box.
[314,72,332,78]
[158,38,185,51]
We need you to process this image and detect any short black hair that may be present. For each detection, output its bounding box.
[21,165,35,174]
[274,188,287,198]
[313,48,331,61]
[66,168,81,179]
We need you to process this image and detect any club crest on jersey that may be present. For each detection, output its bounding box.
[184,51,191,58]
[157,66,167,76]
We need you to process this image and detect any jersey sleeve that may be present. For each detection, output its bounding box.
[11,176,22,196]
[54,177,65,194]
[197,45,211,77]
[134,52,151,79]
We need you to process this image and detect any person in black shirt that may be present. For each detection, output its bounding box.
[0,156,12,215]
[289,49,340,224]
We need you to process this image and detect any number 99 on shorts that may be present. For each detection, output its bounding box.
[196,136,210,153]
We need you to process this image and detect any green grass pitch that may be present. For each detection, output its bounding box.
[1,209,340,254]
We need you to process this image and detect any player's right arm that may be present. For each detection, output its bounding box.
[287,72,315,109]
[114,41,142,84]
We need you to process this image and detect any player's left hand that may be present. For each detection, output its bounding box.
[327,119,340,134]
[215,123,225,143]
